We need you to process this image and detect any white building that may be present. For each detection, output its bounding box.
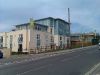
[0,22,51,53]
[0,17,71,53]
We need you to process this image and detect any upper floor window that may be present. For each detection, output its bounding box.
[50,28,52,34]
[37,34,40,40]
[18,34,23,42]
[10,35,13,44]
[36,34,40,48]
[35,26,41,31]
[60,36,62,40]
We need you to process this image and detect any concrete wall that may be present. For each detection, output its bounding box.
[54,35,70,47]
[29,29,51,51]
[0,32,7,47]
[7,30,30,52]
[0,28,51,53]
[1,48,11,58]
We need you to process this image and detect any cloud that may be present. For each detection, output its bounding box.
[0,0,100,33]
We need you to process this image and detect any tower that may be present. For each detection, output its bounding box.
[68,8,70,23]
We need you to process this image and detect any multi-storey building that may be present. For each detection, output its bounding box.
[0,17,70,53]
[0,22,51,53]
[35,17,70,49]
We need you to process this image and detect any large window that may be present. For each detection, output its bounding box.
[50,28,53,34]
[0,36,3,48]
[0,44,3,48]
[37,40,40,48]
[37,34,40,40]
[0,36,3,43]
[10,35,13,43]
[36,34,40,48]
[18,34,23,43]
[60,36,62,40]
[10,35,13,49]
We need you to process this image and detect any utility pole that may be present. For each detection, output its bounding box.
[80,33,84,48]
[94,30,96,39]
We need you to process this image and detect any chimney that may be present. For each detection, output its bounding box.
[68,8,70,23]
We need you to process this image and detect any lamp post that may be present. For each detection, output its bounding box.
[94,30,96,39]
[80,33,84,48]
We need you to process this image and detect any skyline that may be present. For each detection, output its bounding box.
[0,0,100,33]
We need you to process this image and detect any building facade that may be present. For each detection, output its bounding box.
[0,17,70,53]
[35,17,70,49]
[71,33,96,47]
[0,23,51,53]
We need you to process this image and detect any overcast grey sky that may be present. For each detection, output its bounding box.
[0,0,100,33]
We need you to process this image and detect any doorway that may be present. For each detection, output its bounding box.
[18,44,22,52]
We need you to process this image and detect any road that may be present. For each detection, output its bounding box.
[0,46,100,75]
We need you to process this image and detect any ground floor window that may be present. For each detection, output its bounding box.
[0,44,3,48]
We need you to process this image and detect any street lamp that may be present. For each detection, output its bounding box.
[80,33,84,48]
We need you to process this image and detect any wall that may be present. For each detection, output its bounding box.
[1,48,11,58]
[0,32,7,48]
[6,29,30,52]
[54,35,70,49]
[29,29,51,52]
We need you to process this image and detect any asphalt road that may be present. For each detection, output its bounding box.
[0,46,100,75]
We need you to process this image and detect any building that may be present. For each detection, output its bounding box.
[71,33,96,47]
[0,32,7,48]
[35,17,70,49]
[0,17,70,53]
[0,22,51,53]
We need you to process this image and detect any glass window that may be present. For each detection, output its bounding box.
[10,35,13,43]
[37,40,40,48]
[60,36,62,40]
[18,34,23,43]
[37,34,40,40]
[0,36,3,43]
[36,34,40,48]
[0,44,3,48]
[50,28,52,34]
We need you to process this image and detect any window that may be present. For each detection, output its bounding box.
[37,40,40,48]
[36,34,40,48]
[51,36,54,42]
[20,34,23,42]
[35,26,41,31]
[37,34,40,40]
[10,35,13,48]
[10,44,12,49]
[50,28,52,34]
[18,34,23,43]
[10,35,13,43]
[0,44,3,48]
[0,36,3,43]
[60,41,63,48]
[60,36,62,40]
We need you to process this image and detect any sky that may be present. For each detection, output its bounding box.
[0,0,100,33]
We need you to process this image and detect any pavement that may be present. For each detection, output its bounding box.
[0,45,100,75]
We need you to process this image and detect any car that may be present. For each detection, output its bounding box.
[0,50,3,58]
[98,43,100,50]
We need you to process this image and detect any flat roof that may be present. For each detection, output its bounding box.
[15,23,48,28]
[15,17,70,27]
[35,17,69,24]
